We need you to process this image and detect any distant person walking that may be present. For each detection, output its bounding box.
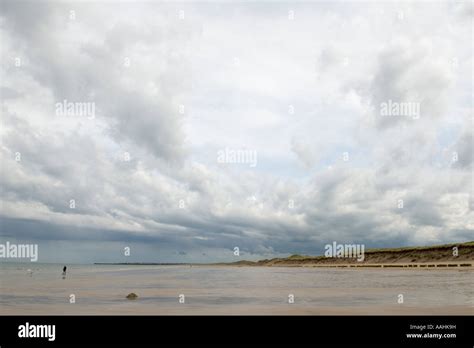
[62,266,67,278]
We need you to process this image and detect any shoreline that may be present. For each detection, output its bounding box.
[92,262,474,269]
[94,241,474,269]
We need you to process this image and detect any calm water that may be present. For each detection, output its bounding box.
[0,263,473,315]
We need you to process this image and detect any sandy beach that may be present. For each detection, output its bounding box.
[1,264,472,315]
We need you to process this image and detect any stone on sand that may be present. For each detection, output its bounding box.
[126,293,138,300]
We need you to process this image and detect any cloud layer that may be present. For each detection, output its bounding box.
[0,1,472,263]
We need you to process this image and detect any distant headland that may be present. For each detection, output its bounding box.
[95,241,474,269]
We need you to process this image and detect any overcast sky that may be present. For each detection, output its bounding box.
[0,0,472,263]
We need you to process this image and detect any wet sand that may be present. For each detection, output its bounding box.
[1,264,472,315]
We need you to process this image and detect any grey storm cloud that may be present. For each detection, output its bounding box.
[0,1,472,263]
